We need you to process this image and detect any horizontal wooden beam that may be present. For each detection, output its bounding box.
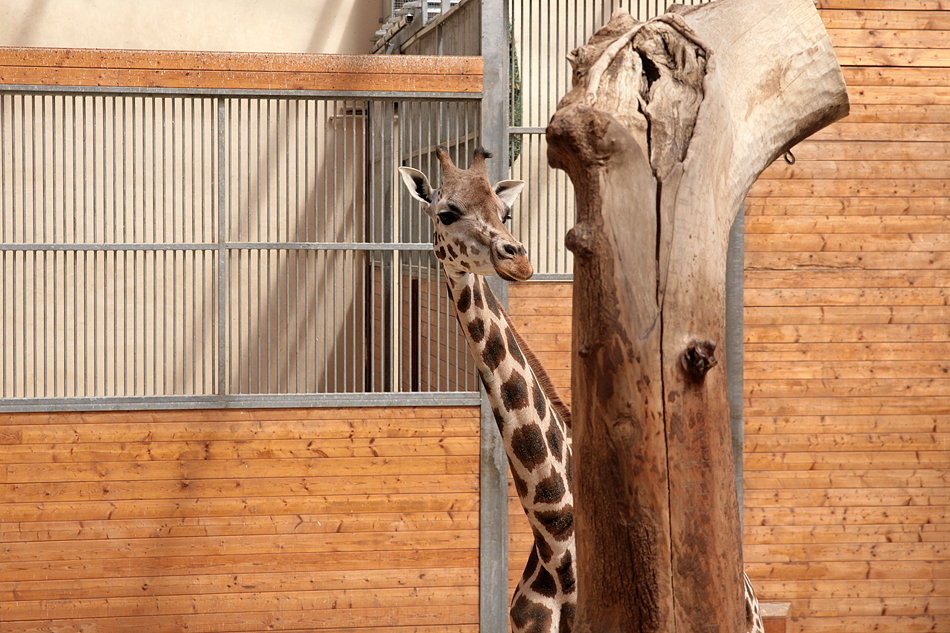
[0,47,483,93]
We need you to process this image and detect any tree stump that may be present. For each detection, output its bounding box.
[546,0,848,631]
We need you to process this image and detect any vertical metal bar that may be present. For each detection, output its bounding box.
[481,0,512,627]
[217,97,227,396]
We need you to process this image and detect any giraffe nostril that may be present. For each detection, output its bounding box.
[502,243,523,258]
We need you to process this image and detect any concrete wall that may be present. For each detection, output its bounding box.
[0,0,383,54]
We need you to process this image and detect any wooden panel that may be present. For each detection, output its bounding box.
[743,4,950,631]
[0,47,483,93]
[0,406,482,632]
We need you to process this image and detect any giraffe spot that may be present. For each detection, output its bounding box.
[511,424,546,471]
[468,318,485,343]
[556,550,576,594]
[558,602,576,633]
[536,505,574,542]
[530,565,558,599]
[546,422,564,462]
[456,285,472,313]
[511,593,553,633]
[533,468,566,505]
[512,468,530,500]
[501,372,529,412]
[533,378,546,420]
[447,243,458,259]
[436,246,446,260]
[472,278,484,309]
[535,533,554,563]
[482,323,506,372]
[506,327,526,368]
[524,542,540,577]
[458,241,469,256]
[483,278,502,316]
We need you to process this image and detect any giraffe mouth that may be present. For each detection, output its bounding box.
[493,255,534,282]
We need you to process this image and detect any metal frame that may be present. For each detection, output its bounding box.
[0,84,483,412]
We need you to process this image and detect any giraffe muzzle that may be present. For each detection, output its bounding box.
[492,241,534,282]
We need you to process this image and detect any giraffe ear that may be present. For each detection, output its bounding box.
[494,180,525,208]
[398,167,433,208]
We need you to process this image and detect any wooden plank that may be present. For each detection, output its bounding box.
[746,215,950,234]
[744,305,950,325]
[745,431,949,452]
[759,159,950,180]
[744,505,950,526]
[2,585,479,621]
[745,524,950,543]
[821,9,950,30]
[843,66,950,86]
[744,449,950,471]
[0,435,479,463]
[828,28,950,49]
[749,178,950,198]
[787,615,944,632]
[746,469,950,490]
[835,48,950,67]
[745,233,950,253]
[745,268,950,288]
[745,287,950,307]
[0,473,480,502]
[0,417,479,445]
[0,493,482,523]
[0,605,480,633]
[746,251,950,271]
[744,343,950,364]
[744,414,950,434]
[0,566,476,600]
[746,195,950,216]
[745,324,950,344]
[745,395,950,417]
[748,579,950,600]
[0,512,482,543]
[0,455,477,484]
[817,0,950,10]
[0,47,483,93]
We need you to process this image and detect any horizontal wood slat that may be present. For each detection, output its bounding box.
[0,406,482,631]
[0,47,483,93]
[743,3,950,631]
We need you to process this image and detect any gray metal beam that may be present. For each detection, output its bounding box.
[480,0,513,629]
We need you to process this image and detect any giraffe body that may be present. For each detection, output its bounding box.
[399,146,762,633]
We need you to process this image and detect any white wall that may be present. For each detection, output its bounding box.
[0,0,383,54]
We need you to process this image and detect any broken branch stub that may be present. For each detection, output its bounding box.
[548,0,848,631]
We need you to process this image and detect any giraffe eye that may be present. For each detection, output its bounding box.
[437,210,460,225]
[502,208,512,223]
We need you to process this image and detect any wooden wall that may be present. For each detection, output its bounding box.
[743,2,950,632]
[0,406,481,632]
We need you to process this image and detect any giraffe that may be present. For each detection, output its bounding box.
[400,146,576,633]
[398,146,764,633]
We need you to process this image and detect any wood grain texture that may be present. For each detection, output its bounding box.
[0,406,481,631]
[743,3,950,631]
[0,47,483,93]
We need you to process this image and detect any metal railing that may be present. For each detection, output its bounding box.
[0,56,482,411]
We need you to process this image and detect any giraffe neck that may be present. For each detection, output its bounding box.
[445,268,576,632]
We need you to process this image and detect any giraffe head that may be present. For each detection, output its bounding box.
[399,146,532,282]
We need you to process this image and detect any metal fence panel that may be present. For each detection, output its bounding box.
[0,88,481,410]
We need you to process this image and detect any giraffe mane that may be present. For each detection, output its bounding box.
[503,307,573,432]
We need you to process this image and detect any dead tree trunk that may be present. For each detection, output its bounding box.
[546,0,848,631]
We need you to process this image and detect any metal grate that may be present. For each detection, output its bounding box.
[0,88,481,410]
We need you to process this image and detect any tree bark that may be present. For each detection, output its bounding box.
[546,0,848,631]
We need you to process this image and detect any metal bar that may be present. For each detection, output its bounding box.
[216,97,227,396]
[0,391,482,413]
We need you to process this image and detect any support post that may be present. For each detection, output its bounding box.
[479,0,512,631]
[546,0,848,630]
